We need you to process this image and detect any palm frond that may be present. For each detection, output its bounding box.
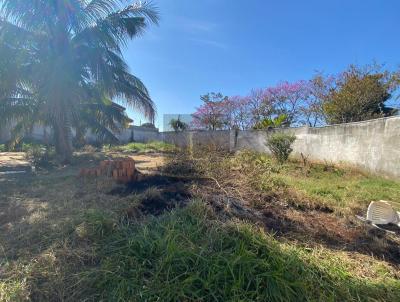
[74,1,159,50]
[0,97,34,126]
[0,0,88,32]
[78,104,125,143]
[0,96,39,148]
[83,0,122,21]
[111,72,155,122]
[0,0,50,31]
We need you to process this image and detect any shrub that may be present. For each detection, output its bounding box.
[253,114,288,130]
[25,145,55,168]
[0,144,5,152]
[266,133,296,163]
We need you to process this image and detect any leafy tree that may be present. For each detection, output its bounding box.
[169,115,188,132]
[323,64,399,124]
[0,0,158,162]
[141,122,156,128]
[253,114,289,129]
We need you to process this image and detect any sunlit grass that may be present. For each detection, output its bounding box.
[1,150,400,301]
[78,202,400,301]
[277,161,400,213]
[105,141,176,153]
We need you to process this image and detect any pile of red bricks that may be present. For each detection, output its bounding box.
[79,158,136,183]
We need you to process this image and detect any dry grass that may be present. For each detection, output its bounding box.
[0,147,399,301]
[162,149,400,265]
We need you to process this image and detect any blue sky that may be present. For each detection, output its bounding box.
[123,0,400,130]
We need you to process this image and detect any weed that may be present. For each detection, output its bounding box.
[81,144,98,153]
[76,210,116,241]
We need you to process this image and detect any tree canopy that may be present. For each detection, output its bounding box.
[0,0,159,162]
[191,64,399,131]
[323,65,399,124]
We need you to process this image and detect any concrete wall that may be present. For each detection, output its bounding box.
[88,126,160,144]
[2,116,399,178]
[0,124,52,144]
[161,130,231,150]
[162,117,400,179]
[233,117,400,178]
[0,125,160,145]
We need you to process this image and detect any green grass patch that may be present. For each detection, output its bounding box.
[2,150,400,301]
[279,165,400,212]
[0,279,29,302]
[233,151,400,213]
[105,141,176,153]
[78,202,399,301]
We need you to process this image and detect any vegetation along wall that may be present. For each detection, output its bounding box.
[235,116,400,178]
[2,116,399,178]
[165,116,400,179]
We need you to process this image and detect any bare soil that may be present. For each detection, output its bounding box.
[0,152,31,172]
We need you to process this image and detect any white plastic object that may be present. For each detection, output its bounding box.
[366,200,400,226]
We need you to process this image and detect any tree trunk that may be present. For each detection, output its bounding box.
[54,120,73,164]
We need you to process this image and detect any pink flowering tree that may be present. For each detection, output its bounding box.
[246,89,276,127]
[300,74,335,126]
[225,96,253,130]
[192,76,336,131]
[265,80,311,126]
[191,93,230,130]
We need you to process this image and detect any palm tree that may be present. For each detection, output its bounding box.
[0,0,158,162]
[74,101,133,147]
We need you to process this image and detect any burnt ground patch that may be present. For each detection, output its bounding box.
[201,189,400,267]
[107,158,400,267]
[109,173,202,216]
